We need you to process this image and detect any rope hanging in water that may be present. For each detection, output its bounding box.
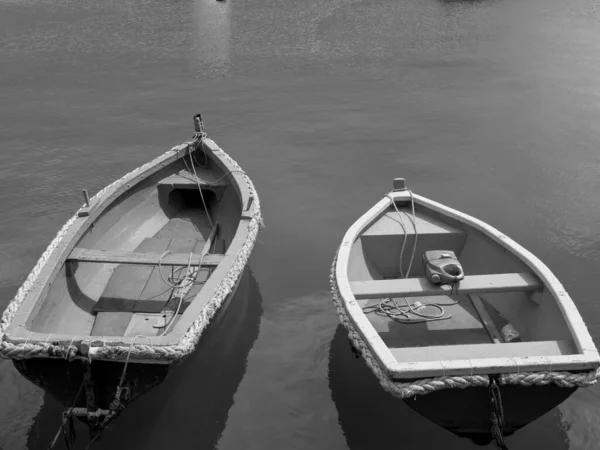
[48,380,84,450]
[489,375,510,450]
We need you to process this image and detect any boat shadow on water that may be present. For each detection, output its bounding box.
[327,324,571,450]
[26,268,263,450]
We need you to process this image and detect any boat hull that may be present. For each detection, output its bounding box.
[331,325,573,447]
[12,267,246,417]
[404,382,577,441]
[13,357,173,412]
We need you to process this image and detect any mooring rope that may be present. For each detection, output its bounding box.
[80,336,149,449]
[182,135,214,229]
[390,191,418,280]
[48,380,84,450]
[489,376,509,449]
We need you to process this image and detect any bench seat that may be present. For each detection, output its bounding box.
[158,170,227,189]
[67,247,223,267]
[390,339,576,363]
[350,272,543,300]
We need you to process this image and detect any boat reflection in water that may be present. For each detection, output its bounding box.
[27,269,263,450]
[191,0,232,77]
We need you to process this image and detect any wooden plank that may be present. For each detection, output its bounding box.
[390,339,577,363]
[124,313,164,337]
[155,224,219,329]
[89,290,207,315]
[153,210,211,240]
[360,295,493,349]
[91,238,172,336]
[158,169,227,188]
[92,238,172,313]
[350,273,543,300]
[91,312,134,337]
[469,295,504,344]
[133,238,204,313]
[68,248,223,267]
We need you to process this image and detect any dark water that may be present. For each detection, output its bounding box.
[1,0,600,448]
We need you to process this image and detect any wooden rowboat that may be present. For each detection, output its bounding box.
[0,115,262,436]
[330,178,600,444]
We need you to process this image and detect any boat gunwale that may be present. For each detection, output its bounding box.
[335,189,600,379]
[4,137,257,354]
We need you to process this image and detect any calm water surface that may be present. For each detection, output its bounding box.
[1,0,600,448]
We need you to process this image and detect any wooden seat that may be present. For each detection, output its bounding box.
[158,169,227,189]
[349,272,543,300]
[390,339,576,363]
[67,247,223,267]
[361,207,467,278]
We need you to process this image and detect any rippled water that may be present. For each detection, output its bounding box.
[1,0,600,448]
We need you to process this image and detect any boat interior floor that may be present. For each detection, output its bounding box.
[358,293,578,363]
[90,208,219,338]
[360,294,491,348]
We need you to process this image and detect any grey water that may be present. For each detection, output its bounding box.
[1,0,600,448]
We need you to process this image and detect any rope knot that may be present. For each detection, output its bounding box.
[65,345,79,362]
[109,385,130,412]
[58,408,77,449]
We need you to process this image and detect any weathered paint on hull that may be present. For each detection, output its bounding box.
[13,357,173,411]
[403,382,576,440]
[12,268,247,416]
